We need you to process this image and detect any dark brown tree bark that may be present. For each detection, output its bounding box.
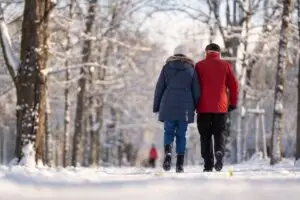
[72,0,97,167]
[270,0,292,165]
[18,0,54,163]
[0,0,54,163]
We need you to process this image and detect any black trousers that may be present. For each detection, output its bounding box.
[197,113,226,169]
[148,158,156,168]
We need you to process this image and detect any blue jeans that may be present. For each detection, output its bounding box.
[164,120,188,155]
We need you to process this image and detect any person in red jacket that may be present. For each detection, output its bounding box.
[148,144,158,168]
[195,43,238,172]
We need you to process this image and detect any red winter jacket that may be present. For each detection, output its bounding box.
[195,52,239,113]
[149,147,158,160]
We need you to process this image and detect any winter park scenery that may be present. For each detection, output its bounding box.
[0,0,300,199]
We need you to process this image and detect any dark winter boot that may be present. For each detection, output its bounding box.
[163,144,172,171]
[203,161,214,172]
[214,151,223,172]
[176,154,184,173]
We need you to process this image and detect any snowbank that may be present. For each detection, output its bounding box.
[295,159,300,167]
[0,160,300,200]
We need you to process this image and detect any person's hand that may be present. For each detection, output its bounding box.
[228,105,237,112]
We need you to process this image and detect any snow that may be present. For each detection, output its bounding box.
[0,20,20,73]
[19,143,36,168]
[283,16,290,23]
[295,159,300,167]
[241,106,246,117]
[275,102,284,113]
[1,159,300,200]
[91,122,100,131]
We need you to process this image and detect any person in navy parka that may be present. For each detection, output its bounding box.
[153,46,200,173]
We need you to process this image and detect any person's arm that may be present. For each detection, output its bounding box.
[226,64,239,109]
[153,66,166,113]
[191,69,201,108]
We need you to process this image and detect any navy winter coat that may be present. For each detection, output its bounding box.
[153,54,200,123]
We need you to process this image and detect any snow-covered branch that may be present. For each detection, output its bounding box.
[42,62,114,75]
[100,36,152,52]
[0,19,20,82]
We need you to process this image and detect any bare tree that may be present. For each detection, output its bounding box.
[62,0,75,168]
[0,0,55,163]
[72,0,97,167]
[44,94,52,166]
[270,0,292,165]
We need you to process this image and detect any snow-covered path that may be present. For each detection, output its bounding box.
[1,159,300,200]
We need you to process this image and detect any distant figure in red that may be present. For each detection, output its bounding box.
[148,144,158,168]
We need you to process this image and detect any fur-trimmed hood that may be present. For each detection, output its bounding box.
[166,54,194,66]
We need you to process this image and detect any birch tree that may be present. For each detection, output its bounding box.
[270,0,292,165]
[0,0,55,164]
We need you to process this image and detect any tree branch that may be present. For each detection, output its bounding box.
[0,15,20,84]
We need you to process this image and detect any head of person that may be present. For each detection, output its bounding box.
[167,44,194,65]
[205,43,221,55]
[173,44,189,57]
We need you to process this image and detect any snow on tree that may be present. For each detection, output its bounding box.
[62,0,75,168]
[0,20,19,74]
[19,142,35,167]
[72,0,97,167]
[1,0,299,168]
[0,0,55,164]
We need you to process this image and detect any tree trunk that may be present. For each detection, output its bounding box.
[62,0,74,168]
[255,111,260,153]
[296,0,300,161]
[44,96,52,166]
[94,7,118,164]
[63,56,71,167]
[242,115,249,160]
[0,0,54,164]
[83,112,90,166]
[87,42,98,166]
[95,52,105,164]
[72,0,97,167]
[89,76,99,166]
[270,0,292,165]
[237,6,251,163]
[261,114,267,159]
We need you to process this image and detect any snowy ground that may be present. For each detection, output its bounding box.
[1,159,300,200]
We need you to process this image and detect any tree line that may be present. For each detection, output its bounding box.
[0,0,299,167]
